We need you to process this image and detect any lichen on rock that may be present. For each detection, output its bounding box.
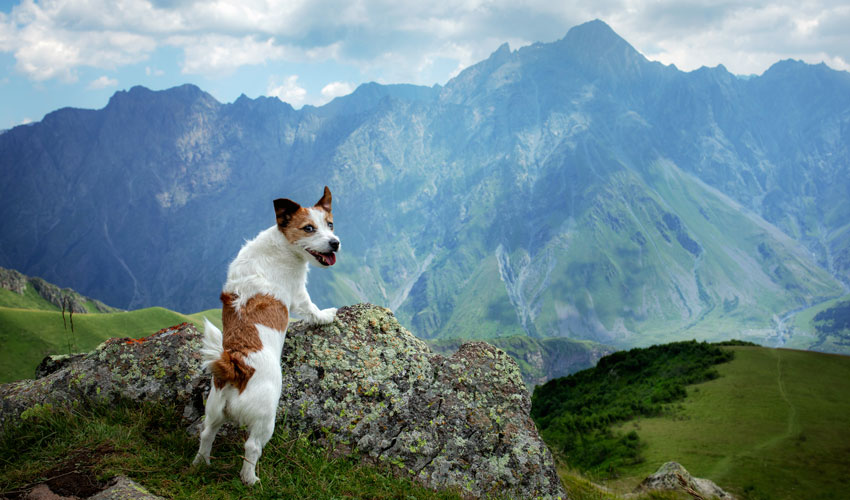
[279,303,565,499]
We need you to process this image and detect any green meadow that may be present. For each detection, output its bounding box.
[0,306,195,383]
[608,346,850,499]
[0,274,225,383]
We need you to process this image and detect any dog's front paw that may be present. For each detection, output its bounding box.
[312,307,337,325]
[241,471,260,486]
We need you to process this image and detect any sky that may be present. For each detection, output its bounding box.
[1,0,849,131]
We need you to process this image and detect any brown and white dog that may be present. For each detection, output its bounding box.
[193,187,340,485]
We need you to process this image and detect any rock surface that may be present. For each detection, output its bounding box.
[1,303,566,499]
[636,461,735,499]
[88,476,166,500]
[0,322,208,427]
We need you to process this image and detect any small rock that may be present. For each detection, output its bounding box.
[88,476,165,500]
[636,461,735,499]
[24,483,76,500]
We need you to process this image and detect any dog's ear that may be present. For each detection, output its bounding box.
[274,198,301,227]
[314,186,332,213]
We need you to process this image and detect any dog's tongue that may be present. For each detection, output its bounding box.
[325,252,336,266]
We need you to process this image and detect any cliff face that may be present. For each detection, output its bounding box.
[0,304,566,499]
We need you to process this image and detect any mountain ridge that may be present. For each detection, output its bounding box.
[1,20,848,352]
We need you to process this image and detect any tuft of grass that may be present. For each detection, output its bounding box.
[0,402,465,500]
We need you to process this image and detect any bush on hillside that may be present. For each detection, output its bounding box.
[530,340,734,476]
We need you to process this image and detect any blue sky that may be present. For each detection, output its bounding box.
[1,0,849,130]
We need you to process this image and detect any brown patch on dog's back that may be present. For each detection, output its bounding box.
[211,293,289,392]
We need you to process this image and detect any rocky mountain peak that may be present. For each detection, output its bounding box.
[555,19,649,75]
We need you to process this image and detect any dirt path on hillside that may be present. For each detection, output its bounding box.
[709,349,799,479]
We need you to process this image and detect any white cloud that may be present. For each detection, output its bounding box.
[267,75,307,107]
[0,0,848,86]
[321,81,354,101]
[88,75,118,89]
[173,34,287,76]
[145,66,164,76]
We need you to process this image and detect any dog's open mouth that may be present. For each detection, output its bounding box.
[307,249,336,266]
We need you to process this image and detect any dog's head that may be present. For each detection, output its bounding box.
[274,186,340,267]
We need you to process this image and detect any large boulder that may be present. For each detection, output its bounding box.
[0,304,566,500]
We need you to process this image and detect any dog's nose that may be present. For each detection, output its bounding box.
[330,239,340,251]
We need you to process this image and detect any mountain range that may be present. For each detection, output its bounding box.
[1,20,848,350]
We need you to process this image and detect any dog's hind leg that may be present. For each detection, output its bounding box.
[193,388,226,466]
[240,414,275,486]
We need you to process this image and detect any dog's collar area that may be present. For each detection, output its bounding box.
[307,248,336,266]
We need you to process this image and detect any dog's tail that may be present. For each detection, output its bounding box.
[200,318,224,370]
[200,317,256,393]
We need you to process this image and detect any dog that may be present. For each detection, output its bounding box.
[193,186,340,485]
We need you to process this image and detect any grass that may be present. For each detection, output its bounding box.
[0,401,701,500]
[0,286,61,311]
[187,309,224,331]
[0,403,465,500]
[606,346,850,500]
[0,306,205,383]
[532,341,734,474]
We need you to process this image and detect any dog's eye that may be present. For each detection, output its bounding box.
[328,222,334,230]
[303,225,315,233]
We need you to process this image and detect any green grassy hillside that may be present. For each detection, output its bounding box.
[610,346,850,500]
[0,306,203,383]
[532,341,736,475]
[0,286,62,311]
[0,267,119,314]
[533,344,850,500]
[0,268,226,383]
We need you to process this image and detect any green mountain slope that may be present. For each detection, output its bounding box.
[614,346,850,500]
[0,306,198,383]
[0,267,226,383]
[0,267,118,313]
[533,344,850,499]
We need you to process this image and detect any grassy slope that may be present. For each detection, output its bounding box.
[608,346,850,500]
[0,306,204,383]
[0,286,63,311]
